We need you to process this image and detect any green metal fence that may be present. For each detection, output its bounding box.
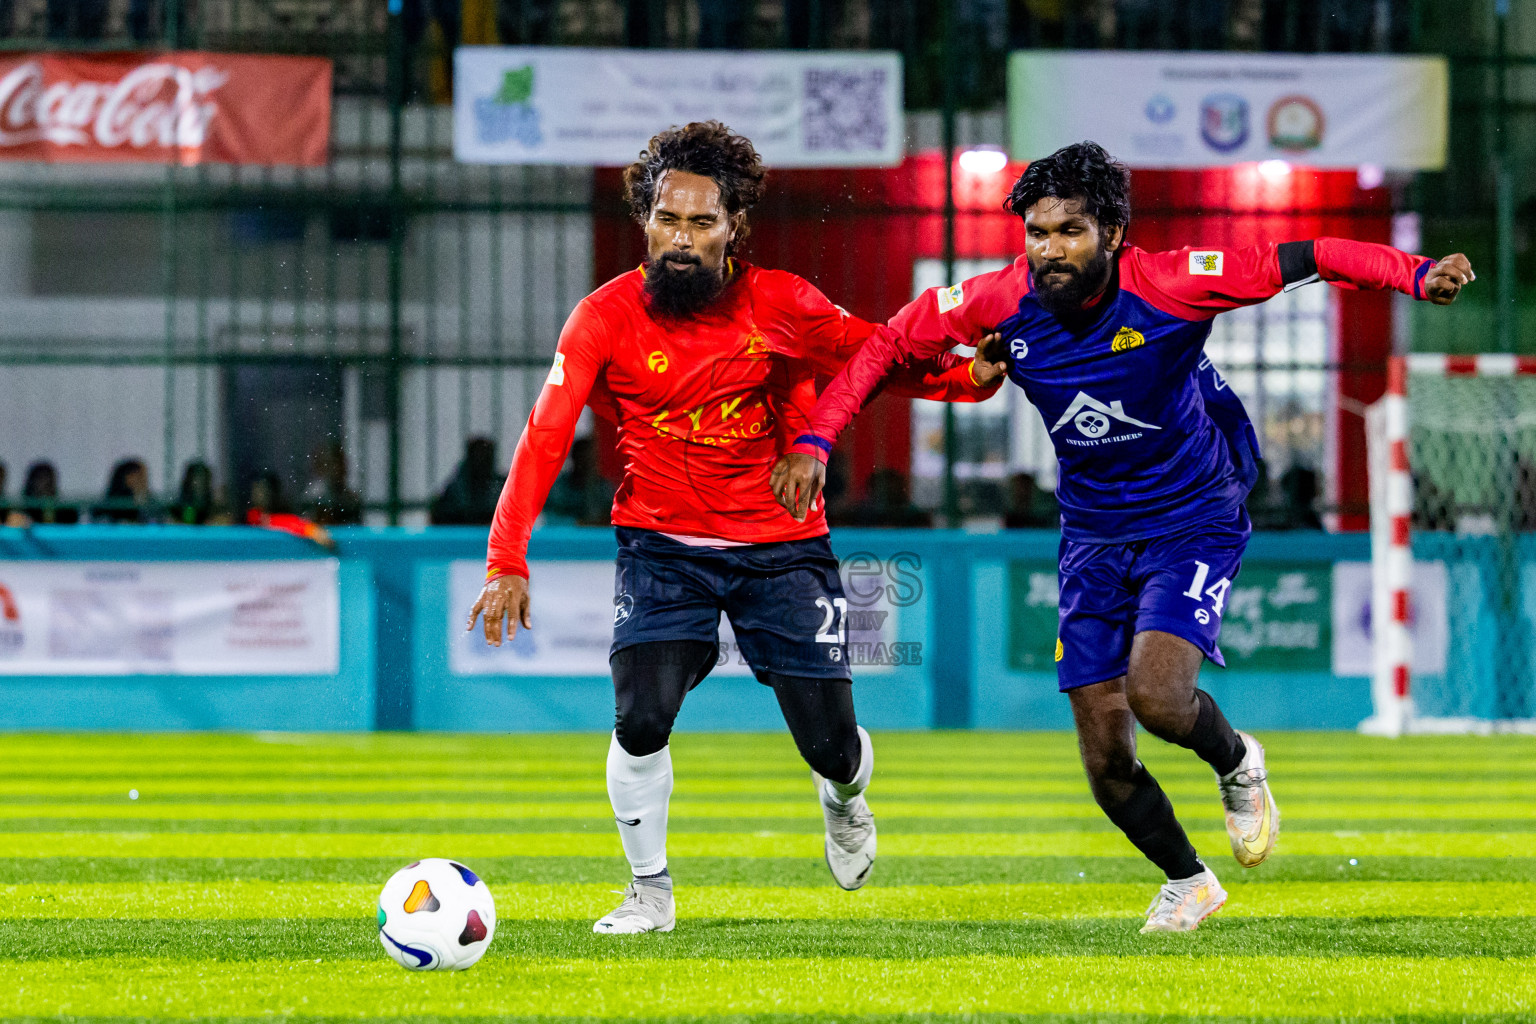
[0,0,1526,525]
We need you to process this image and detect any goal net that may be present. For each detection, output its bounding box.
[1364,354,1536,735]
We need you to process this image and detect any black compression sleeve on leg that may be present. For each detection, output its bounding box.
[1100,765,1204,880]
[610,641,717,757]
[766,674,861,784]
[1183,689,1247,777]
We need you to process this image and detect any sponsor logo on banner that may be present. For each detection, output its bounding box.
[1267,95,1325,152]
[0,53,330,166]
[1009,52,1448,170]
[1200,93,1250,152]
[1144,94,1175,124]
[0,562,339,675]
[455,48,902,168]
[472,64,542,147]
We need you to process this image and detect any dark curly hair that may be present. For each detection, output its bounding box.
[623,121,767,251]
[1004,141,1131,231]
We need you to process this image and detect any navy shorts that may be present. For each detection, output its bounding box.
[1054,506,1251,692]
[611,527,852,682]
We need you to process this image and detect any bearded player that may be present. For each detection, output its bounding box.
[467,122,1003,935]
[775,142,1472,932]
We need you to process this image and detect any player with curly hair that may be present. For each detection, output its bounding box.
[467,121,1005,934]
[775,140,1473,932]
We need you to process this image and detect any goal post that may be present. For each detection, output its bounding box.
[1364,354,1536,735]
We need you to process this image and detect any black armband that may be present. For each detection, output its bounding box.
[1278,240,1319,286]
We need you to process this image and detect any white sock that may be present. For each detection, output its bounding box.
[606,732,672,876]
[821,725,874,809]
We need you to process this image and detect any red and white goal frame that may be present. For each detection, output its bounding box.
[1362,353,1536,737]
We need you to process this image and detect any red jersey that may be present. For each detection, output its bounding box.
[487,261,1001,578]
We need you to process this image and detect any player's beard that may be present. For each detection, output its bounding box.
[643,251,726,318]
[1030,244,1113,316]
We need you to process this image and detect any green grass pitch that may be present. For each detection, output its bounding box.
[3,730,1534,1023]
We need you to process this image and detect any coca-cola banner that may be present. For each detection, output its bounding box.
[0,52,331,166]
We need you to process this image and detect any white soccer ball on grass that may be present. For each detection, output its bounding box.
[377,858,497,970]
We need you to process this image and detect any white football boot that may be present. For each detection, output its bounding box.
[592,879,675,934]
[1218,731,1280,868]
[1140,868,1228,933]
[812,770,877,890]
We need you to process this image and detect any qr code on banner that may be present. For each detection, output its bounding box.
[802,67,890,153]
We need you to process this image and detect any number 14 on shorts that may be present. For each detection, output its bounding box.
[1183,561,1231,624]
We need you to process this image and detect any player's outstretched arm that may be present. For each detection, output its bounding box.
[1132,240,1473,319]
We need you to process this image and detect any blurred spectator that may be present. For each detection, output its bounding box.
[247,472,334,549]
[1245,460,1282,529]
[249,472,289,517]
[301,442,363,526]
[0,460,26,528]
[20,461,76,525]
[544,436,615,525]
[47,0,108,39]
[430,437,505,526]
[1003,472,1059,529]
[173,460,233,526]
[1277,465,1323,530]
[94,459,159,524]
[837,468,932,528]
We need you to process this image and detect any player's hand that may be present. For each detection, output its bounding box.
[467,573,532,647]
[1424,254,1473,305]
[770,452,826,522]
[971,331,1009,386]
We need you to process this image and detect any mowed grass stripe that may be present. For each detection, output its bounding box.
[6,798,1528,821]
[7,778,1534,800]
[5,880,1531,921]
[4,830,1530,859]
[6,956,1532,1017]
[12,854,1535,885]
[7,916,1534,962]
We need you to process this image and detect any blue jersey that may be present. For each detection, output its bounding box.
[796,240,1433,543]
[984,253,1256,541]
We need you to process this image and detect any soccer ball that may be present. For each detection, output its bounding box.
[377,858,497,971]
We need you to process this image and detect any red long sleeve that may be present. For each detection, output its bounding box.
[1128,239,1434,321]
[486,300,607,579]
[789,260,1028,461]
[1314,237,1434,298]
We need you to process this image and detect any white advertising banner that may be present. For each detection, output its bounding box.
[449,559,901,676]
[0,561,339,675]
[454,47,903,167]
[1008,51,1447,170]
[1331,560,1448,678]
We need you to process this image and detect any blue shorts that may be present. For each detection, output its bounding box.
[1054,506,1251,692]
[611,527,852,682]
